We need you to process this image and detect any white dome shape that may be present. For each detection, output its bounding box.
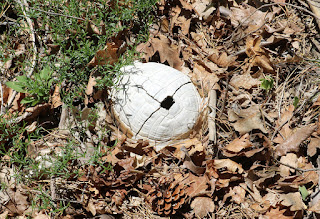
[112,62,201,142]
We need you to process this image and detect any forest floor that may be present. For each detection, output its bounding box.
[2,0,320,218]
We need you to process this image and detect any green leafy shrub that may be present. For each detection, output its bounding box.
[6,66,53,106]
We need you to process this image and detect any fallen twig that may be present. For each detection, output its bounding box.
[6,0,37,110]
[208,89,217,143]
[275,159,320,173]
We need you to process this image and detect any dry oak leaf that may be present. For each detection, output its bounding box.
[112,189,127,206]
[123,138,151,156]
[226,146,265,158]
[175,16,191,35]
[51,85,63,108]
[224,133,252,153]
[250,198,271,213]
[169,6,181,31]
[223,184,246,204]
[307,137,320,157]
[5,186,29,216]
[136,34,183,70]
[117,157,136,171]
[181,146,205,174]
[246,36,274,73]
[290,162,318,187]
[182,173,209,198]
[230,5,268,30]
[213,159,244,174]
[187,140,204,159]
[279,153,298,177]
[229,72,261,90]
[46,44,60,56]
[222,133,265,157]
[16,103,51,123]
[87,199,97,216]
[159,17,169,33]
[228,104,267,134]
[1,84,11,104]
[169,5,192,35]
[191,63,219,96]
[177,0,194,11]
[264,207,294,219]
[273,105,295,144]
[206,159,220,179]
[192,0,216,21]
[208,51,238,68]
[280,192,306,211]
[168,138,203,160]
[105,146,123,165]
[309,200,320,214]
[191,197,215,218]
[87,42,118,67]
[275,124,317,157]
[191,32,207,49]
[8,92,25,113]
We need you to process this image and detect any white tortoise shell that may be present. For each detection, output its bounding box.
[112,62,201,142]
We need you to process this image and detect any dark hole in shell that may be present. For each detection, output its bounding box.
[161,96,175,110]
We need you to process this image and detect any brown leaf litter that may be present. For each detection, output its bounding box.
[2,0,320,218]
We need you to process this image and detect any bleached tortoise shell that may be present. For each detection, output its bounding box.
[112,62,201,142]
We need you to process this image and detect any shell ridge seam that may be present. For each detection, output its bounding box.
[135,107,161,137]
[172,81,192,97]
[133,84,161,103]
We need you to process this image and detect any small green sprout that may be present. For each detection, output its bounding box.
[293,96,299,108]
[299,185,308,201]
[260,77,274,92]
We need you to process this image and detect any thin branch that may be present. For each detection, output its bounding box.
[0,21,19,26]
[0,3,10,19]
[275,159,320,173]
[208,89,217,143]
[29,7,86,21]
[7,0,37,109]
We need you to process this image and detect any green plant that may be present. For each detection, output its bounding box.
[293,96,299,108]
[22,0,157,106]
[5,66,54,106]
[260,77,274,92]
[31,184,70,216]
[0,0,158,214]
[299,185,308,201]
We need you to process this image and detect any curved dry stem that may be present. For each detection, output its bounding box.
[6,0,37,110]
